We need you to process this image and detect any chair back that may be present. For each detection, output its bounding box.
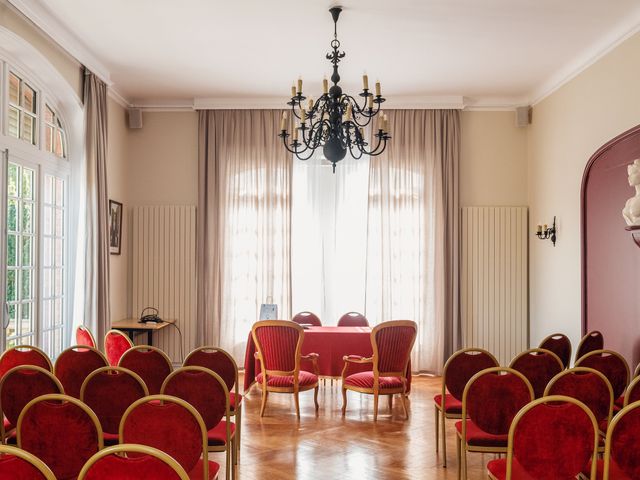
[624,375,640,406]
[506,395,599,480]
[463,367,534,436]
[76,326,97,348]
[104,330,134,366]
[80,367,149,435]
[337,312,369,327]
[575,349,630,399]
[0,366,64,433]
[292,311,322,326]
[78,444,190,480]
[0,345,52,378]
[252,320,303,375]
[544,367,613,428]
[372,321,417,376]
[634,362,640,378]
[118,345,173,394]
[538,333,572,368]
[575,330,604,362]
[603,400,640,479]
[184,347,237,394]
[442,348,499,401]
[120,395,210,479]
[509,348,564,398]
[54,346,108,398]
[0,445,56,480]
[161,367,229,430]
[17,394,103,480]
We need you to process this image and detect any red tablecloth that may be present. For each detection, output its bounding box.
[243,326,411,392]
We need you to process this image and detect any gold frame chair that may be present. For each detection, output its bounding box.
[0,444,57,479]
[0,345,53,373]
[341,320,417,421]
[623,375,640,406]
[600,400,640,480]
[251,320,320,419]
[118,345,174,394]
[104,329,135,365]
[79,366,149,401]
[538,332,572,367]
[76,325,98,348]
[575,330,604,363]
[575,349,630,400]
[78,443,191,480]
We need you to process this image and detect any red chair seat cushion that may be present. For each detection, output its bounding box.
[229,392,242,411]
[188,459,220,480]
[207,421,236,446]
[456,420,508,448]
[434,394,462,414]
[83,453,188,480]
[487,458,536,479]
[103,431,120,446]
[256,370,317,388]
[344,372,404,390]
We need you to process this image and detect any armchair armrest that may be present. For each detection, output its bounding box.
[253,352,260,359]
[300,352,320,375]
[342,355,373,364]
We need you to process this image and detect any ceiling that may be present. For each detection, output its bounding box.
[13,0,640,108]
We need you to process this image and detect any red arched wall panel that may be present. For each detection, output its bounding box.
[582,124,640,368]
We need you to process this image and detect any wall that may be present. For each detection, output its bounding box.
[460,111,528,206]
[528,31,640,357]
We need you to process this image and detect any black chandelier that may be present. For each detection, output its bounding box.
[278,6,391,172]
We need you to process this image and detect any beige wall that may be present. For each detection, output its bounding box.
[528,32,640,351]
[461,111,528,206]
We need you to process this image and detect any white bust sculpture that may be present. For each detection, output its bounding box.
[623,159,640,226]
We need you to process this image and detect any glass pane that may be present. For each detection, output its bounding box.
[55,239,63,266]
[8,73,19,104]
[22,203,33,233]
[54,130,64,158]
[6,270,16,302]
[21,114,36,145]
[45,105,54,123]
[21,236,32,267]
[8,107,19,139]
[45,176,54,204]
[43,238,52,267]
[54,298,62,324]
[55,209,63,237]
[42,299,52,329]
[45,125,53,153]
[20,303,32,335]
[7,235,16,267]
[7,304,16,338]
[55,178,64,206]
[43,268,52,298]
[21,269,31,300]
[42,330,50,356]
[22,84,36,113]
[22,169,34,200]
[54,268,63,297]
[44,206,52,235]
[8,164,18,198]
[7,200,17,232]
[54,329,63,358]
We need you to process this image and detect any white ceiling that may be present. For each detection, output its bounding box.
[13,0,640,107]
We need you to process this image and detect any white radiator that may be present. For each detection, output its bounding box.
[131,205,196,363]
[460,207,529,365]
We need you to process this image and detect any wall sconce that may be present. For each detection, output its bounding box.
[536,216,557,246]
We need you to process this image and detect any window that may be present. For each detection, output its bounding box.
[44,105,66,158]
[8,72,37,146]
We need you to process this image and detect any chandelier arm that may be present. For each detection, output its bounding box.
[360,133,386,156]
[347,139,365,160]
[345,94,370,116]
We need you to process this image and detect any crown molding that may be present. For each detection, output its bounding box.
[107,87,132,108]
[529,7,640,105]
[463,96,529,111]
[7,0,112,85]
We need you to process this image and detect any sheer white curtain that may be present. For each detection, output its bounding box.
[291,152,369,324]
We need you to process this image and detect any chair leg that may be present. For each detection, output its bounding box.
[236,406,241,461]
[388,394,393,411]
[294,391,300,419]
[435,406,440,453]
[456,436,461,480]
[260,389,268,417]
[442,409,448,467]
[373,392,379,421]
[231,436,237,469]
[341,388,347,416]
[314,386,319,412]
[224,444,231,480]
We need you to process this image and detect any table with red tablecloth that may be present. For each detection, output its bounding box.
[243,326,411,392]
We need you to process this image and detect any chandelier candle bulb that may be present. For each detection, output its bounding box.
[359,127,364,139]
[537,224,542,234]
[297,78,303,94]
[323,77,328,94]
[301,109,306,123]
[368,95,374,110]
[292,125,298,141]
[291,85,296,98]
[308,98,313,110]
[363,74,369,90]
[375,81,381,96]
[280,112,287,131]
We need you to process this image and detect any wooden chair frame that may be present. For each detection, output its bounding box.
[435,347,498,468]
[161,366,234,480]
[575,349,630,400]
[251,320,319,419]
[0,365,64,443]
[634,362,640,378]
[600,400,640,480]
[0,444,57,480]
[538,333,572,367]
[76,325,98,348]
[458,367,534,480]
[575,330,604,363]
[341,320,417,421]
[78,443,191,480]
[623,375,640,406]
[487,395,599,480]
[0,345,53,373]
[120,394,212,480]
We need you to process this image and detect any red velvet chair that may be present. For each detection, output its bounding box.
[54,345,108,398]
[341,320,417,421]
[0,345,52,378]
[118,345,173,395]
[538,332,572,369]
[575,349,630,407]
[17,393,104,480]
[291,311,322,326]
[76,325,97,348]
[162,367,234,480]
[575,330,604,363]
[120,394,220,480]
[456,367,534,479]
[252,320,320,418]
[337,312,369,327]
[544,366,613,447]
[487,395,599,480]
[433,347,498,467]
[0,366,64,444]
[104,329,134,366]
[184,347,242,459]
[623,375,640,406]
[78,444,190,480]
[634,362,640,378]
[509,348,564,398]
[80,366,149,446]
[0,444,56,479]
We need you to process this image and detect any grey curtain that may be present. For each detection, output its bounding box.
[83,69,110,347]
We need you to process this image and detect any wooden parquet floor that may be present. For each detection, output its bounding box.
[215,374,490,480]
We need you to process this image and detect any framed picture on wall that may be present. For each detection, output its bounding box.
[109,199,123,255]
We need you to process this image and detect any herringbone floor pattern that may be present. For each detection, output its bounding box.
[223,375,489,480]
